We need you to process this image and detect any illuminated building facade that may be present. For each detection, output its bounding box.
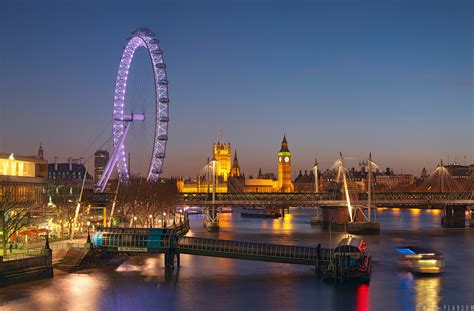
[176,176,227,193]
[229,150,241,177]
[177,137,299,193]
[213,142,231,182]
[0,153,48,206]
[277,135,294,192]
[243,178,278,192]
[294,170,317,192]
[228,151,245,192]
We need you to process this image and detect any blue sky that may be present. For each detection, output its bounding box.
[1,0,472,177]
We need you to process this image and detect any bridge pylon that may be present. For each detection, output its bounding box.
[441,205,467,228]
[203,205,220,232]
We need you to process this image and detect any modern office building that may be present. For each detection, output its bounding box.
[94,150,110,182]
[0,152,48,206]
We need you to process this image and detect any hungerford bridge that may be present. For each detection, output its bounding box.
[178,192,474,208]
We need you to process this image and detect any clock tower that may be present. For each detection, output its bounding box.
[277,134,294,192]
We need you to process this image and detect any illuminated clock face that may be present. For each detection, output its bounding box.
[279,156,282,162]
[284,156,290,163]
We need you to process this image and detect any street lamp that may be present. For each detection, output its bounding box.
[133,216,137,228]
[149,214,153,228]
[44,225,50,250]
[86,221,91,244]
[163,212,167,227]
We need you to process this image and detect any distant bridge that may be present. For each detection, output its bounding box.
[178,192,474,207]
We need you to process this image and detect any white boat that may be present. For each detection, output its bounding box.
[395,246,445,274]
[187,206,203,215]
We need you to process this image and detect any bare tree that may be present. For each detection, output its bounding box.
[0,183,33,255]
[113,178,178,227]
[48,179,80,238]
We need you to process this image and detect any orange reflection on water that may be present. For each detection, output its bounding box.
[271,213,294,232]
[64,274,102,305]
[409,208,421,228]
[410,208,421,216]
[219,212,233,229]
[391,208,401,216]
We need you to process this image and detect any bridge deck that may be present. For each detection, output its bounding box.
[176,236,331,266]
[178,191,473,207]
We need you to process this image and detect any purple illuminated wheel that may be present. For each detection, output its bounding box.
[113,28,169,182]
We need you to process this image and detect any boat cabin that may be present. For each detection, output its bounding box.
[334,237,367,258]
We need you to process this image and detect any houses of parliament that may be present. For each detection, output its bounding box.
[177,135,296,193]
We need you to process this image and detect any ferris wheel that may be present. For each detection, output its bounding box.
[96,28,170,192]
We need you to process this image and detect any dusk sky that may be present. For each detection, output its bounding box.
[1,0,472,178]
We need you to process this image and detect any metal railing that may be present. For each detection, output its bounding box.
[177,236,331,262]
[178,191,473,206]
[49,242,85,250]
[2,248,47,261]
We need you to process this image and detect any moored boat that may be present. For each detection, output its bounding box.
[187,206,203,215]
[326,236,371,282]
[241,207,281,218]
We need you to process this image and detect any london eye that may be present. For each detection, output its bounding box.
[96,28,170,192]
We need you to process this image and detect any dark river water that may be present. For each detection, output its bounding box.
[1,208,473,311]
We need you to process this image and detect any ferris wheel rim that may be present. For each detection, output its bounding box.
[112,28,169,182]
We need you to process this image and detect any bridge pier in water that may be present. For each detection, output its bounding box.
[470,207,474,228]
[164,250,180,270]
[442,205,467,228]
[320,206,380,234]
[204,206,220,232]
[280,206,290,217]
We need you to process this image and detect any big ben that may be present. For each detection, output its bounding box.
[277,135,294,192]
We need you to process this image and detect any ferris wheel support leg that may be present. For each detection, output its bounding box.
[97,123,131,192]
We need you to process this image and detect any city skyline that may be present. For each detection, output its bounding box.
[15,137,473,180]
[1,0,472,177]
[1,1,473,306]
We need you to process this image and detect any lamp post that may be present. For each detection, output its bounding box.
[133,216,137,228]
[149,214,153,228]
[45,225,50,250]
[86,221,91,244]
[163,212,167,227]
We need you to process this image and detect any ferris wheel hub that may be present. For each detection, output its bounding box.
[114,113,145,122]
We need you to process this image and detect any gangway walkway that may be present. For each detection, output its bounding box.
[177,236,331,266]
[92,227,332,271]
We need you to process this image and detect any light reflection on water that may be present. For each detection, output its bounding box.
[398,272,442,311]
[415,276,442,311]
[0,208,472,311]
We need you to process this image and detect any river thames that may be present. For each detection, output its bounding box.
[1,208,473,311]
